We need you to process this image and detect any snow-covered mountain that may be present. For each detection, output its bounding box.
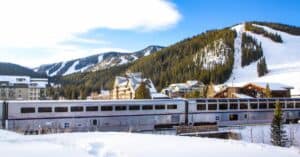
[227,23,300,95]
[34,45,164,76]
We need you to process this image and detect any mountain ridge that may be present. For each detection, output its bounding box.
[34,45,164,76]
[0,62,47,78]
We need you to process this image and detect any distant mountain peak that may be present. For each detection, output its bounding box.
[34,45,164,76]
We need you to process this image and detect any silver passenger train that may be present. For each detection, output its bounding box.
[1,98,300,134]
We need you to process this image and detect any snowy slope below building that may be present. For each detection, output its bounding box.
[0,130,299,157]
[227,23,300,95]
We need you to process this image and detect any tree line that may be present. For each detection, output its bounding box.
[245,23,283,43]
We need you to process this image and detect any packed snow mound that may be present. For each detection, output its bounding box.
[0,130,299,157]
[228,23,300,95]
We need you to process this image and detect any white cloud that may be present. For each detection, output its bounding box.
[0,0,181,48]
[0,46,131,68]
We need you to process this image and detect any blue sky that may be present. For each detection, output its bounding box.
[0,0,299,68]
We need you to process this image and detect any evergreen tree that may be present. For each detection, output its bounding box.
[271,101,288,147]
[257,57,268,77]
[264,83,272,98]
[135,82,151,99]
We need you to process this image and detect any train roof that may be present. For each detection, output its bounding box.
[5,99,185,103]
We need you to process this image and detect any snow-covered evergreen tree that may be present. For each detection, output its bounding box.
[271,101,288,147]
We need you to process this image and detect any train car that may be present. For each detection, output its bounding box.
[188,98,300,126]
[1,98,300,134]
[3,99,186,133]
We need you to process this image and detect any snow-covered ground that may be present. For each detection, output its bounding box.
[223,124,300,146]
[229,23,300,95]
[0,129,299,157]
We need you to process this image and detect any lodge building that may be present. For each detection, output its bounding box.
[214,82,293,98]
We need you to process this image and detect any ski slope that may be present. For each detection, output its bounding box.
[229,23,300,95]
[0,130,299,157]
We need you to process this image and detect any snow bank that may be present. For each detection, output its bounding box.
[0,130,299,157]
[224,124,300,147]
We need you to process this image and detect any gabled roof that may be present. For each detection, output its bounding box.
[114,73,157,93]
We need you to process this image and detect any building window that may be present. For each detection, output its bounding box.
[229,114,238,121]
[38,107,52,113]
[216,116,220,121]
[71,106,84,112]
[129,105,140,110]
[101,106,113,111]
[197,104,206,110]
[167,105,177,110]
[142,105,153,110]
[86,106,99,112]
[21,107,35,113]
[155,105,165,110]
[55,107,68,112]
[115,106,127,111]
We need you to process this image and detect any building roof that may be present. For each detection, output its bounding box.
[232,93,254,98]
[114,73,157,93]
[151,93,169,99]
[0,75,30,84]
[0,75,48,88]
[244,82,294,91]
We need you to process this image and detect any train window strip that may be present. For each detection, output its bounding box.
[259,103,267,109]
[296,103,300,108]
[208,104,217,110]
[71,106,84,112]
[230,104,238,110]
[269,102,276,109]
[101,106,113,111]
[197,104,206,110]
[155,105,166,110]
[21,107,35,113]
[129,105,140,111]
[219,104,227,110]
[55,107,68,112]
[86,106,99,112]
[218,99,228,103]
[115,106,127,111]
[250,103,258,109]
[286,102,294,108]
[167,105,177,110]
[142,105,153,110]
[38,107,52,113]
[240,103,248,110]
[280,103,286,109]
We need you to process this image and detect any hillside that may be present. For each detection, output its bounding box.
[55,21,300,98]
[0,62,47,78]
[228,22,300,95]
[35,45,164,76]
